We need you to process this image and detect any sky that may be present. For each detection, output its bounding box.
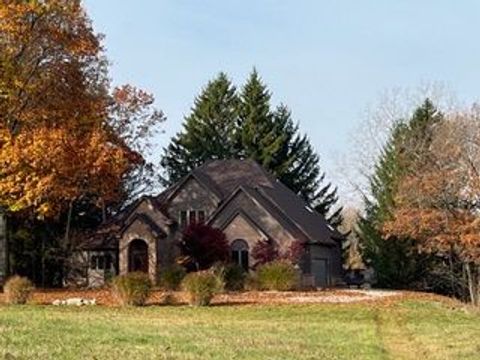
[83,0,480,205]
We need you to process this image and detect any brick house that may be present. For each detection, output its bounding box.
[71,159,343,288]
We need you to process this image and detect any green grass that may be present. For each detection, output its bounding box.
[0,300,478,359]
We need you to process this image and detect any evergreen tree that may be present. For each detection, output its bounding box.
[161,70,343,227]
[238,72,342,226]
[237,69,283,165]
[160,73,239,183]
[358,99,443,288]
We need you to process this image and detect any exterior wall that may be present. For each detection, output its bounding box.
[119,219,158,282]
[222,214,268,268]
[0,213,6,285]
[167,177,219,223]
[211,191,298,254]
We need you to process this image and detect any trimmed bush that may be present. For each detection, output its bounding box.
[111,272,152,306]
[4,275,34,305]
[256,260,299,291]
[158,265,187,290]
[181,271,223,306]
[223,264,246,291]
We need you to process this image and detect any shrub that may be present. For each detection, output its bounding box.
[181,270,223,306]
[179,223,229,270]
[111,272,152,306]
[223,264,246,291]
[158,265,186,290]
[4,275,34,305]
[256,260,299,291]
[283,239,306,265]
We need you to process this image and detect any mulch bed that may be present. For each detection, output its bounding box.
[0,288,411,307]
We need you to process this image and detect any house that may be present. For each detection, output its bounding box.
[70,159,343,288]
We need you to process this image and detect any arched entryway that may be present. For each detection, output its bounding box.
[128,239,149,273]
[231,239,249,271]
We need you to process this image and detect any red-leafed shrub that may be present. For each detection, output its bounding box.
[179,223,229,270]
[252,239,279,267]
[283,239,306,265]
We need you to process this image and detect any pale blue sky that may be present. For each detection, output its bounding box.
[84,0,480,203]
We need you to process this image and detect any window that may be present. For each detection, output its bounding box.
[90,253,112,271]
[189,210,196,224]
[231,239,249,271]
[198,210,206,223]
[180,211,188,228]
[179,210,206,228]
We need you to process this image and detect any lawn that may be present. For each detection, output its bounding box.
[0,299,478,360]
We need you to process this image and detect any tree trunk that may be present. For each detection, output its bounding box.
[101,199,107,223]
[41,234,45,288]
[64,201,74,251]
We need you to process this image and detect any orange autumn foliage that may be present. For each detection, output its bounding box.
[0,0,158,218]
[383,114,480,265]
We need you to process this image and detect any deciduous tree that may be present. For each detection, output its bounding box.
[384,107,480,304]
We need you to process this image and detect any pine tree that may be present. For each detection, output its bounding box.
[358,99,443,288]
[161,70,343,227]
[237,69,282,166]
[160,73,239,183]
[237,72,342,226]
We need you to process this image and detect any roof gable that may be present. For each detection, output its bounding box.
[120,213,167,238]
[163,173,222,205]
[215,209,269,240]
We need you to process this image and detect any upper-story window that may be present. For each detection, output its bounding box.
[179,210,206,228]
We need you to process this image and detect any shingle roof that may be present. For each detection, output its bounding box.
[176,159,340,246]
[193,159,274,197]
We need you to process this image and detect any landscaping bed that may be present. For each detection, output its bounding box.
[0,287,418,306]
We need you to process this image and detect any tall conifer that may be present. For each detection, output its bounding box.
[161,70,343,227]
[160,73,239,183]
[358,99,443,287]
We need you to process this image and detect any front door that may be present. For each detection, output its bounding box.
[128,239,149,273]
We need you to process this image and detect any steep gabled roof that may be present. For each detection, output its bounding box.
[214,208,270,240]
[161,171,223,204]
[257,182,340,245]
[194,159,339,246]
[81,159,340,251]
[193,159,273,197]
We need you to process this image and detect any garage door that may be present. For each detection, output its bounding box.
[311,258,328,287]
